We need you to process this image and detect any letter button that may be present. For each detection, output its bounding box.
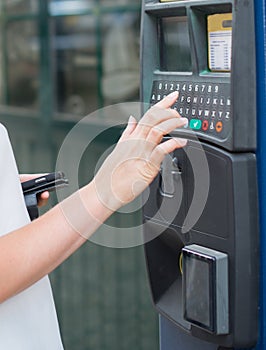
[193,96,198,104]
[204,110,210,118]
[198,109,203,117]
[213,98,218,106]
[206,97,211,105]
[220,97,225,106]
[211,110,216,118]
[199,96,204,105]
[180,95,186,103]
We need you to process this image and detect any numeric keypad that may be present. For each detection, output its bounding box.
[150,80,231,139]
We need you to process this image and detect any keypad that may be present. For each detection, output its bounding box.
[150,80,231,139]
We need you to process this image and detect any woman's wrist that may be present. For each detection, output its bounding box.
[81,180,115,223]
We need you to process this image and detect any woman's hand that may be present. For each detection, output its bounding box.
[20,174,50,207]
[93,91,188,211]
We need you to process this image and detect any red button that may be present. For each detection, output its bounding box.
[202,120,209,131]
[215,121,223,133]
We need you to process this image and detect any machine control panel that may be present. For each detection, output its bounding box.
[150,80,231,139]
[141,0,256,151]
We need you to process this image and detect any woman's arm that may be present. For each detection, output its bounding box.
[0,91,187,303]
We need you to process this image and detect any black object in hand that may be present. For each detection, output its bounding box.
[22,171,69,220]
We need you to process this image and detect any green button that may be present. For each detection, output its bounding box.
[189,119,202,130]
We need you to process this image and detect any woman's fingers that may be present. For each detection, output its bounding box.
[154,91,179,108]
[37,191,50,208]
[146,117,188,145]
[149,138,187,170]
[119,115,137,142]
[133,92,180,138]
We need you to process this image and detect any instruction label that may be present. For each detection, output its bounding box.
[208,13,232,72]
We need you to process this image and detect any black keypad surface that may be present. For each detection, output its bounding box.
[150,80,231,139]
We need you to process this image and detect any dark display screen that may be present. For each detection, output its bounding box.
[184,253,214,330]
[160,16,192,72]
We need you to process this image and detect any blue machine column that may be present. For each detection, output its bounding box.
[255,0,266,348]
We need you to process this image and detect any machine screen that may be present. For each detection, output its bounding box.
[184,253,214,331]
[160,16,192,72]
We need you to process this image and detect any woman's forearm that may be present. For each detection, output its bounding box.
[0,181,112,303]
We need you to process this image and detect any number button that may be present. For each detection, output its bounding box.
[182,83,187,92]
[200,84,206,93]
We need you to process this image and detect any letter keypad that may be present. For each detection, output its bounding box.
[150,80,231,139]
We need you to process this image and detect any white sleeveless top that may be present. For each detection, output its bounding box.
[0,124,63,349]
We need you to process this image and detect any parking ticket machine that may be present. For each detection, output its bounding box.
[141,0,259,348]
